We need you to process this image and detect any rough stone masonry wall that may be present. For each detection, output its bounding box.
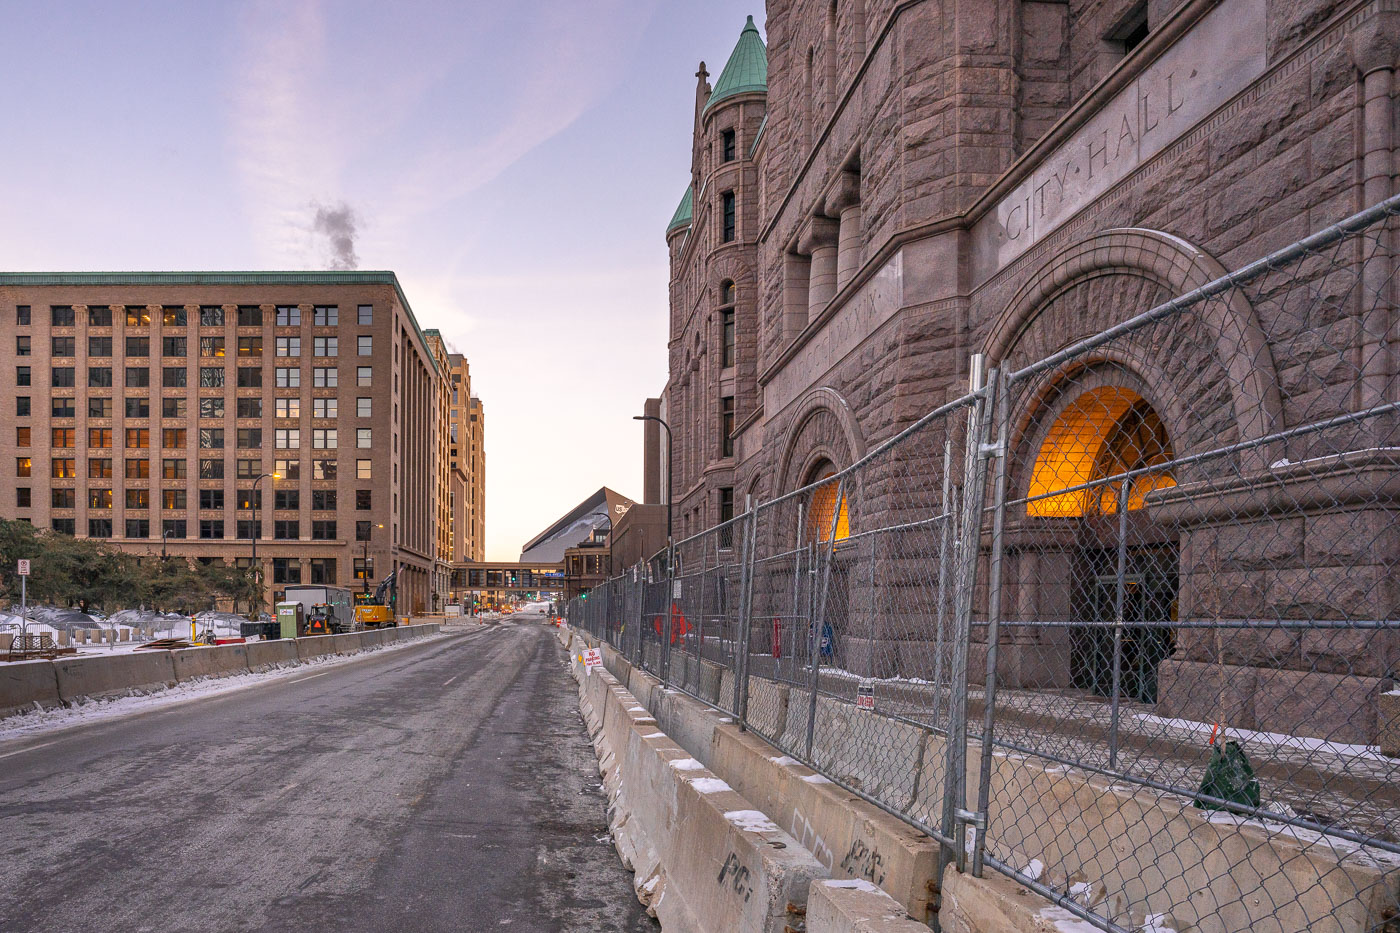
[737,0,1396,717]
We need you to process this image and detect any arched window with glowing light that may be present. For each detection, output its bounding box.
[805,463,850,542]
[1023,385,1180,705]
[1026,387,1176,518]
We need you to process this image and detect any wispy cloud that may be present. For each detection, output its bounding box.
[228,0,657,269]
[229,0,339,267]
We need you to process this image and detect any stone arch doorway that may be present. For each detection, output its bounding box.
[1023,380,1180,703]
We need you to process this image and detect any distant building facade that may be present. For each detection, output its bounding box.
[0,272,482,616]
[660,2,1400,737]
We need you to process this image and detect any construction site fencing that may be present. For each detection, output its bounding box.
[567,193,1400,933]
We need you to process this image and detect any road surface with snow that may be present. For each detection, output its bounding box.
[0,616,654,933]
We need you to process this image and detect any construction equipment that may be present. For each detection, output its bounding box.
[354,571,399,629]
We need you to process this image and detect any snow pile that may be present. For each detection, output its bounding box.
[689,777,732,794]
[724,810,780,834]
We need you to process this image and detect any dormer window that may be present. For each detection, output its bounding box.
[722,129,736,162]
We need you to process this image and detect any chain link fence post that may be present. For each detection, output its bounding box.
[735,502,760,723]
[972,369,1010,878]
[661,541,675,686]
[943,358,995,876]
[806,478,845,760]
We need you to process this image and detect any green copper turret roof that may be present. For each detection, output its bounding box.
[667,186,694,234]
[703,15,767,115]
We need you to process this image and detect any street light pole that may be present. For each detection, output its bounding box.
[633,414,673,545]
[251,472,279,618]
[362,523,383,595]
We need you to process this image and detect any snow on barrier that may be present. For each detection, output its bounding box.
[171,643,251,683]
[808,879,930,933]
[53,651,177,703]
[0,660,62,717]
[572,643,826,932]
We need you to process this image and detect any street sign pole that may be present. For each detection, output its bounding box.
[17,559,30,640]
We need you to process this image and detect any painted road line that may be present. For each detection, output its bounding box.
[0,739,59,761]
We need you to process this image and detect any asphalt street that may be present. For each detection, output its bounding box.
[0,617,656,933]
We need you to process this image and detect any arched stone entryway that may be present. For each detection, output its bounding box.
[1018,376,1180,702]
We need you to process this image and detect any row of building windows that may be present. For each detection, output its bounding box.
[18,304,374,328]
[18,396,373,419]
[17,426,373,450]
[35,514,356,539]
[16,364,373,389]
[34,487,361,510]
[17,456,374,481]
[18,334,374,358]
[20,480,374,510]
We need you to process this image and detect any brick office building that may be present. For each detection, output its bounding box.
[661,1,1400,738]
[0,272,478,616]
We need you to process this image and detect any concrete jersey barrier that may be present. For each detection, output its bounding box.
[245,639,299,670]
[53,651,177,703]
[0,660,62,717]
[574,652,827,932]
[171,644,252,683]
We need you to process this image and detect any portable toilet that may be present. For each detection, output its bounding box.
[275,601,303,639]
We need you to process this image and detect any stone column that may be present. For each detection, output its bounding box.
[1348,14,1398,413]
[828,171,863,291]
[801,216,841,316]
[783,250,812,341]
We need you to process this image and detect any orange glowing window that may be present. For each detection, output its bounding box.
[807,469,850,542]
[1027,387,1175,518]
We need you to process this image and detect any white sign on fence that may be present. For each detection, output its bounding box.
[583,648,602,672]
[17,559,30,576]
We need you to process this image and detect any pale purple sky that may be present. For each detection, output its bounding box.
[0,0,763,560]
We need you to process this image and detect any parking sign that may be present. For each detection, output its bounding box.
[17,559,30,576]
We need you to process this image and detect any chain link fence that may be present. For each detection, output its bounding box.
[567,194,1400,933]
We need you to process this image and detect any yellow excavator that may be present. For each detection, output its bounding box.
[354,571,399,629]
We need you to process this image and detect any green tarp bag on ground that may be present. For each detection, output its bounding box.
[1195,739,1260,811]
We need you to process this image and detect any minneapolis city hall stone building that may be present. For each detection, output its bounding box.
[661,0,1400,739]
[0,272,484,616]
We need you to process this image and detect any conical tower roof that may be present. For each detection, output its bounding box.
[667,186,694,234]
[703,16,767,115]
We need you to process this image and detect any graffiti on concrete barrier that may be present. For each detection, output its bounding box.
[788,810,833,869]
[840,837,886,885]
[717,852,752,902]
